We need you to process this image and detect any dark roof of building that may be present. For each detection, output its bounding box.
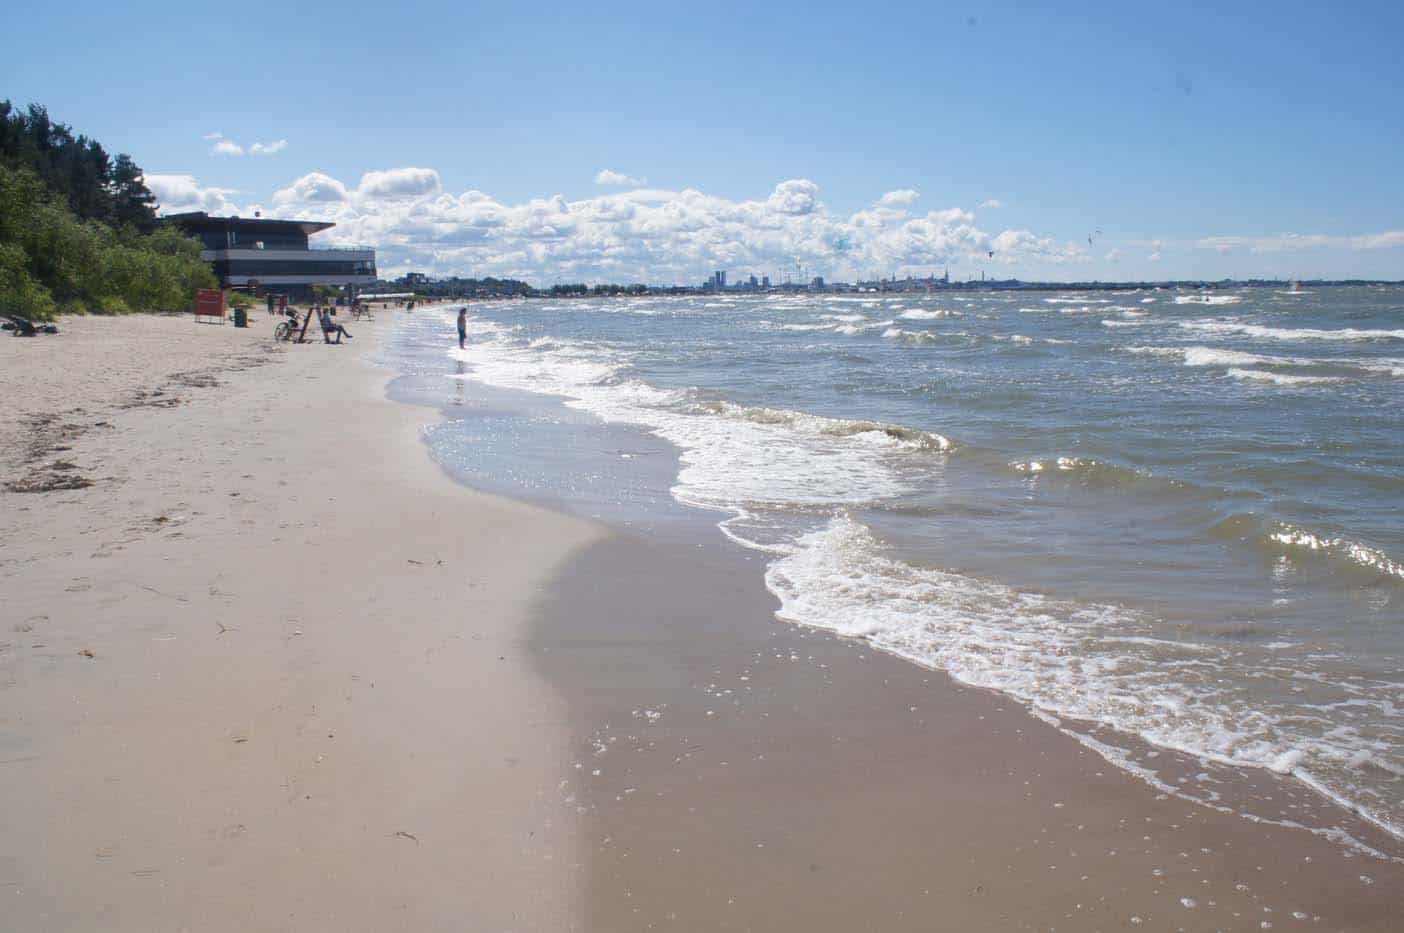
[163,212,335,236]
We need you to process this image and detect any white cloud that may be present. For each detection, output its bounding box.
[1104,248,1123,263]
[197,171,1088,282]
[766,179,820,215]
[991,229,1086,263]
[146,174,240,214]
[357,167,441,199]
[273,172,349,204]
[979,198,1005,209]
[1197,231,1404,254]
[595,169,647,187]
[877,189,920,207]
[205,132,288,156]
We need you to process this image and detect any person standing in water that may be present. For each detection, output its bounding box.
[456,307,468,349]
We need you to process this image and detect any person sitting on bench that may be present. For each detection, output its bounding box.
[319,307,353,344]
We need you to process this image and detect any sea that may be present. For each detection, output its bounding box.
[379,285,1403,851]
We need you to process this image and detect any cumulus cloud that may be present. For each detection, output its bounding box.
[992,229,1086,263]
[1197,231,1404,253]
[273,172,349,204]
[595,169,647,187]
[193,170,1086,282]
[979,198,1005,209]
[146,174,240,214]
[249,139,288,155]
[766,179,820,215]
[357,167,441,199]
[877,189,920,207]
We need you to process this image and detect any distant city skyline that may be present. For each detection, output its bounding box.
[5,0,1401,282]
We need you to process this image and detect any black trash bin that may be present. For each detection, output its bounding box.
[233,307,248,328]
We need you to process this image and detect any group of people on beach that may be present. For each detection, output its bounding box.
[274,303,353,344]
[271,300,467,348]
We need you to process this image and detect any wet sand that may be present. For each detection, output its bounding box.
[530,532,1404,930]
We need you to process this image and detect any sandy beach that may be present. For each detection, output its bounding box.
[2,311,1401,931]
[1,313,604,930]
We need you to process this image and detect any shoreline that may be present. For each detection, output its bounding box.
[2,310,1400,930]
[398,307,1404,928]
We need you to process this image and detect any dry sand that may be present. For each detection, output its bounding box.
[2,311,1400,932]
[1,312,604,930]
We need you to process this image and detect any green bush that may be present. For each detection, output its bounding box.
[0,240,56,318]
[0,163,216,320]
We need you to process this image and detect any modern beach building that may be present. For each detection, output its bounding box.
[165,212,377,300]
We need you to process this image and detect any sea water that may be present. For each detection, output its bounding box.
[381,286,1403,845]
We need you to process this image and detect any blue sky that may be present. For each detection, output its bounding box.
[4,0,1402,282]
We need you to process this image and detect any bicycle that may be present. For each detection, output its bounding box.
[274,311,302,342]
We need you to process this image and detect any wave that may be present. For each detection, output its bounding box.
[1007,455,1191,494]
[1269,523,1404,581]
[1212,514,1404,582]
[1101,318,1145,327]
[1125,345,1398,381]
[697,400,952,451]
[764,513,1404,840]
[1180,321,1404,342]
[450,321,954,514]
[1174,294,1242,305]
[898,309,956,320]
[1227,368,1343,386]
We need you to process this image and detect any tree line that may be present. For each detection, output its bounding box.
[0,100,214,320]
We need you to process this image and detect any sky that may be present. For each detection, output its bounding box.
[4,0,1403,283]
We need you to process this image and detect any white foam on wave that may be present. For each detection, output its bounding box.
[898,309,956,320]
[1183,346,1286,367]
[1126,344,1400,380]
[1174,294,1243,305]
[450,319,951,514]
[1181,321,1404,342]
[821,313,868,323]
[1102,319,1145,328]
[1228,368,1343,386]
[1044,296,1112,304]
[763,513,1404,843]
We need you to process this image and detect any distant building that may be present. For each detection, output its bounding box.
[811,276,825,290]
[716,270,727,289]
[761,275,771,288]
[748,274,758,289]
[165,212,377,300]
